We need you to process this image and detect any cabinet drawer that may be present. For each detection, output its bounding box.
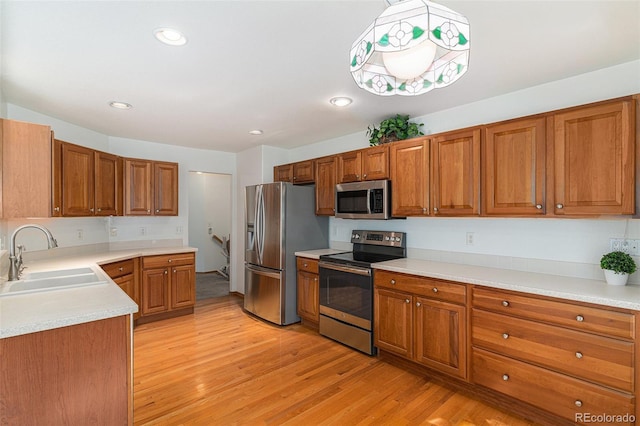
[472,309,634,392]
[473,348,634,424]
[375,270,466,304]
[472,287,634,339]
[143,252,195,269]
[101,259,135,279]
[296,257,319,274]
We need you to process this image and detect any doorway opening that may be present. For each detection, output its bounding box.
[188,171,232,300]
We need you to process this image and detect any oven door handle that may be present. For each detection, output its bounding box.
[318,261,371,276]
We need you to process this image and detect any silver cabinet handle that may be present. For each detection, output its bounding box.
[168,259,172,263]
[314,277,317,282]
[502,374,509,381]
[576,315,584,322]
[575,400,583,407]
[119,267,124,272]
[303,263,308,268]
[390,279,396,285]
[502,333,509,339]
[432,287,438,293]
[156,209,160,213]
[416,302,421,307]
[422,207,427,213]
[147,209,151,213]
[54,207,60,212]
[405,299,410,304]
[97,208,102,212]
[433,207,439,212]
[535,204,542,209]
[363,174,367,179]
[164,270,168,275]
[89,208,94,212]
[556,203,564,209]
[356,174,360,179]
[173,269,176,273]
[502,300,510,307]
[575,352,583,359]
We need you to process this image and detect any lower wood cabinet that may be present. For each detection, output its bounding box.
[373,270,640,425]
[140,252,196,321]
[296,257,319,326]
[0,316,132,425]
[374,270,467,379]
[101,258,141,321]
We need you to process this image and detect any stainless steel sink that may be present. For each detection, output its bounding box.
[0,268,107,297]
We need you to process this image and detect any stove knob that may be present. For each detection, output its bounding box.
[353,233,360,240]
[385,236,390,241]
[395,237,401,242]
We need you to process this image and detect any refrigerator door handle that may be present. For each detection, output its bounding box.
[255,185,263,264]
[246,264,281,280]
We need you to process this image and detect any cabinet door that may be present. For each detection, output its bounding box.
[142,268,169,315]
[362,145,389,180]
[414,297,466,379]
[61,142,95,216]
[338,150,362,183]
[1,119,52,219]
[292,160,315,184]
[314,155,337,215]
[274,164,293,182]
[431,128,481,216]
[124,159,153,215]
[297,270,319,322]
[483,118,546,215]
[553,100,635,215]
[171,264,195,309]
[94,151,121,216]
[154,162,178,215]
[389,138,430,217]
[374,288,413,358]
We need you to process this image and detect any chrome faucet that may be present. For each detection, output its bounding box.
[8,224,58,281]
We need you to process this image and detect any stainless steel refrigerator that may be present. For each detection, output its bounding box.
[245,182,328,325]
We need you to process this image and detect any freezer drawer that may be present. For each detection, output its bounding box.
[244,264,285,325]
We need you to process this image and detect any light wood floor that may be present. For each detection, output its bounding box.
[133,296,540,426]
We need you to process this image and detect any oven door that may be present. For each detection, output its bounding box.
[318,261,372,330]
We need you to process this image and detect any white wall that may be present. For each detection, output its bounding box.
[188,172,231,273]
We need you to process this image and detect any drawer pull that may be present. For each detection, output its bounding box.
[501,300,510,307]
[575,352,583,359]
[390,279,396,285]
[502,374,509,381]
[575,400,583,408]
[502,333,509,340]
[303,263,308,267]
[432,287,438,293]
[405,299,410,304]
[168,259,173,263]
[576,315,584,322]
[119,267,124,272]
[416,302,422,307]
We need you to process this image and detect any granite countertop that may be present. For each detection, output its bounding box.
[0,245,197,339]
[294,249,349,259]
[373,258,640,311]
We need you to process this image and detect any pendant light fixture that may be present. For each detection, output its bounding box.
[350,0,470,96]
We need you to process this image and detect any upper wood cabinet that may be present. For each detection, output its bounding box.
[52,140,122,217]
[430,128,481,216]
[314,155,337,216]
[338,145,389,183]
[124,159,178,216]
[390,137,430,217]
[273,164,293,182]
[1,119,53,218]
[483,117,547,216]
[552,99,635,215]
[273,160,314,184]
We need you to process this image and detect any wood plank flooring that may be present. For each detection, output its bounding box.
[133,296,540,425]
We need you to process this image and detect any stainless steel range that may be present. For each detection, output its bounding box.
[318,230,406,355]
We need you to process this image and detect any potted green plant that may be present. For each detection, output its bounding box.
[367,114,424,146]
[600,251,637,286]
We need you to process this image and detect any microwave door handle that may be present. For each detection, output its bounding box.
[367,189,373,214]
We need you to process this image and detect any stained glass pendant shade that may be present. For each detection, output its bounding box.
[350,0,470,96]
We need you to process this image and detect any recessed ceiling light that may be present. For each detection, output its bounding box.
[109,101,133,110]
[154,28,187,46]
[249,129,264,136]
[329,97,353,107]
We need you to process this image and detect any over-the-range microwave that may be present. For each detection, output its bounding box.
[335,179,390,220]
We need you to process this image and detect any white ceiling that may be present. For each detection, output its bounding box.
[1,1,639,153]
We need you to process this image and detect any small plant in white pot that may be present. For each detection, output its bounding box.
[600,251,637,286]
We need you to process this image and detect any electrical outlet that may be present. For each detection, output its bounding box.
[110,227,118,237]
[76,229,84,241]
[140,227,147,236]
[176,226,183,235]
[609,238,640,255]
[466,232,474,246]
